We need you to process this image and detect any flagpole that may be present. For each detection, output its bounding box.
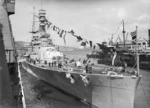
[122,20,126,47]
[136,26,140,75]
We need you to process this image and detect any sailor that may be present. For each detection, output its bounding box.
[39,59,41,64]
[65,59,68,64]
[85,64,88,73]
[52,62,53,66]
[118,61,127,72]
[54,61,56,66]
[28,58,31,63]
[33,60,36,65]
[35,58,38,63]
[83,59,86,64]
[58,62,62,69]
[44,60,47,65]
[49,62,51,67]
[74,60,77,66]
[30,58,32,63]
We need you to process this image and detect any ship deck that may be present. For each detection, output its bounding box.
[20,61,150,108]
[29,60,139,78]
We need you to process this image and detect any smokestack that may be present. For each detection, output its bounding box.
[148,29,150,46]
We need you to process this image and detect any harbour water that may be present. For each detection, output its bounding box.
[134,69,150,108]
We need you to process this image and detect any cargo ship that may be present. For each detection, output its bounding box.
[117,31,150,69]
[21,8,141,108]
[105,20,150,69]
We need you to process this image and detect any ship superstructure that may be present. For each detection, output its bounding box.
[31,9,53,46]
[129,29,150,69]
[26,8,63,63]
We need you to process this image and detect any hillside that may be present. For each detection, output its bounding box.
[15,41,93,52]
[15,41,80,50]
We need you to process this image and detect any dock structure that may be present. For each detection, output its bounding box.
[0,20,14,108]
[0,0,24,108]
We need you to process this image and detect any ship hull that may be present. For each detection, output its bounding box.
[118,53,150,69]
[139,54,150,69]
[21,61,141,108]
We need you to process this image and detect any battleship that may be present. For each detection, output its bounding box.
[20,8,142,108]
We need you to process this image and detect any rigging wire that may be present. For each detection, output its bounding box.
[125,33,128,41]
[112,20,123,36]
[40,0,46,10]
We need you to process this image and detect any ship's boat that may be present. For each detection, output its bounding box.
[21,9,141,108]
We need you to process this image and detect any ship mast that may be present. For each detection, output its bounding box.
[135,26,140,75]
[32,7,35,34]
[41,0,43,10]
[122,20,126,47]
[31,7,35,51]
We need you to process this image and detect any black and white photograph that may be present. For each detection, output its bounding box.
[0,0,150,108]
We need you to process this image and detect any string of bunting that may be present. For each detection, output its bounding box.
[46,21,110,50]
[30,13,119,51]
[46,22,67,45]
[32,16,126,51]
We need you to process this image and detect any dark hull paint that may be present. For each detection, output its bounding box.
[22,61,141,108]
[139,55,150,69]
[118,53,150,69]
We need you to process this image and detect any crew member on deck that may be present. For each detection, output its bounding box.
[83,59,86,64]
[85,64,88,73]
[123,61,127,72]
[58,62,62,69]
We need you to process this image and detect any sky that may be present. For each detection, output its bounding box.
[10,0,150,47]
